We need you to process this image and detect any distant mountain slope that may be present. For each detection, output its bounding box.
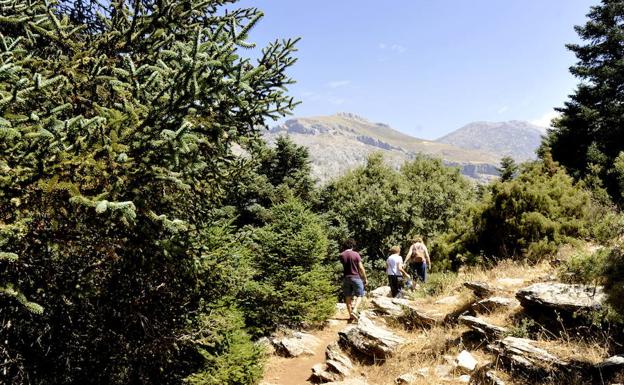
[436,121,544,162]
[264,113,500,184]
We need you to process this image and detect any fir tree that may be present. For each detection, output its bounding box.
[498,156,518,182]
[0,1,297,383]
[543,0,624,204]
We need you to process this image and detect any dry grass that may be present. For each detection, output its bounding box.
[356,324,475,385]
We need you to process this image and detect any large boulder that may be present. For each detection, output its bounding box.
[271,331,320,357]
[338,314,406,360]
[515,283,606,314]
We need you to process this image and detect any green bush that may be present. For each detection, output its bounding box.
[320,153,474,263]
[558,248,609,285]
[242,198,335,335]
[436,160,592,265]
[603,245,624,316]
[0,1,298,383]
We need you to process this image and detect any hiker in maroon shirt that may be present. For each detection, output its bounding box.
[339,238,368,322]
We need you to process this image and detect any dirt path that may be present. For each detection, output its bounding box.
[261,312,350,385]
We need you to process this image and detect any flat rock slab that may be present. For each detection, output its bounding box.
[516,283,606,314]
[370,286,392,297]
[271,331,320,357]
[371,297,404,317]
[472,296,519,314]
[339,315,406,360]
[489,336,569,373]
[459,315,509,338]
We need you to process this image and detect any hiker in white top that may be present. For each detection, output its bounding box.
[386,245,410,298]
[405,237,431,282]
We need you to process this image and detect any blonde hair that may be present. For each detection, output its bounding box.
[410,236,423,244]
[389,245,401,254]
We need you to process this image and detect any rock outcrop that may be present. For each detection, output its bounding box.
[488,336,569,374]
[311,342,355,383]
[338,314,406,360]
[472,296,519,314]
[516,283,606,314]
[271,331,320,357]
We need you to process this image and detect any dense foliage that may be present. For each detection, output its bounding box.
[0,1,299,384]
[319,153,474,265]
[543,0,624,205]
[436,158,593,266]
[241,198,335,336]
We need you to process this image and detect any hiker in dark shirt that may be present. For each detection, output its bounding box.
[339,238,368,322]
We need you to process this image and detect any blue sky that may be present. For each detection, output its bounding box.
[238,0,597,139]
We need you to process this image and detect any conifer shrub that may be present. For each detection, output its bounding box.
[0,1,298,383]
[242,198,335,335]
[435,160,592,265]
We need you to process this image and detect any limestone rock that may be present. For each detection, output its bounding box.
[456,350,478,373]
[596,355,624,370]
[256,337,276,355]
[371,296,403,317]
[395,373,417,384]
[516,283,606,314]
[326,342,353,374]
[312,363,342,383]
[370,286,392,297]
[472,296,519,314]
[458,374,471,383]
[271,331,320,357]
[484,370,506,385]
[464,281,496,298]
[459,315,509,338]
[338,314,406,360]
[489,336,569,373]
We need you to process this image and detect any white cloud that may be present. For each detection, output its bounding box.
[497,106,509,114]
[326,80,350,89]
[390,44,406,54]
[531,110,560,129]
[378,42,406,54]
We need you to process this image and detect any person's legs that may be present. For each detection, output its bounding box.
[388,275,398,297]
[350,277,365,319]
[343,277,355,320]
[416,262,426,282]
[345,295,353,319]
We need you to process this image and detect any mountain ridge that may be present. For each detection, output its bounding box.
[264,113,541,184]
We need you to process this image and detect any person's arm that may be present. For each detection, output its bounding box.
[404,244,414,265]
[358,260,368,285]
[398,261,410,279]
[424,245,431,270]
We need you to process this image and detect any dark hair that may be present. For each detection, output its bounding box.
[342,238,356,251]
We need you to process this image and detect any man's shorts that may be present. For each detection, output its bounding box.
[342,277,365,297]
